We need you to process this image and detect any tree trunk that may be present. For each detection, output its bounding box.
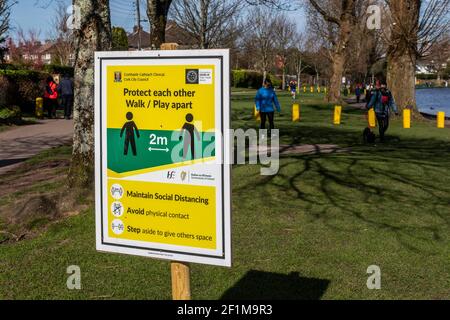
[297,58,302,89]
[326,12,352,103]
[328,52,345,102]
[386,0,421,115]
[147,0,172,49]
[387,51,417,113]
[69,0,112,188]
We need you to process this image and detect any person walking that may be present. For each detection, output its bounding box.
[59,74,74,120]
[355,85,361,104]
[365,84,373,107]
[366,81,398,142]
[44,76,58,119]
[289,80,297,100]
[255,78,281,138]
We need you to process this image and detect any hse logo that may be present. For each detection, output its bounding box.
[167,171,176,179]
[166,171,189,181]
[185,69,199,84]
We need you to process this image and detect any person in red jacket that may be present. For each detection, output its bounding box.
[44,76,58,118]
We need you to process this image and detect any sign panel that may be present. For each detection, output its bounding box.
[95,50,231,267]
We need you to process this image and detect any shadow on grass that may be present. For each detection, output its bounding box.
[0,158,28,168]
[235,124,450,254]
[220,270,330,300]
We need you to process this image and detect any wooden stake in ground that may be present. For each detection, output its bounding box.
[160,42,191,300]
[171,261,191,300]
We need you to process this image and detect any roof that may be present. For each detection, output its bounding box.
[128,26,151,49]
[127,21,197,49]
[36,42,56,55]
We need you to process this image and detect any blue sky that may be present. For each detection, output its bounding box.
[10,0,306,41]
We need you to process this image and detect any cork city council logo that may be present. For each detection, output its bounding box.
[114,71,122,82]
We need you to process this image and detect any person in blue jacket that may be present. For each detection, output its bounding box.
[255,78,281,136]
[366,81,398,142]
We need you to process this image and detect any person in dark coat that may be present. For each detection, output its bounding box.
[59,74,74,120]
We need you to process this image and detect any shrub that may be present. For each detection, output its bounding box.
[231,70,282,89]
[416,73,438,80]
[267,74,282,89]
[0,105,21,124]
[0,69,49,114]
[232,70,264,89]
[43,64,74,77]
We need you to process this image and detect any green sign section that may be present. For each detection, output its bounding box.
[107,129,216,174]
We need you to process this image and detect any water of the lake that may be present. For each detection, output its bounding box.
[416,88,450,116]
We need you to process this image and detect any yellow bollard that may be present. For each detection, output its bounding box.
[324,87,327,94]
[334,106,342,125]
[368,108,376,128]
[310,86,314,93]
[292,103,300,122]
[253,105,260,122]
[437,112,445,129]
[35,97,44,119]
[403,109,411,129]
[303,86,306,93]
[317,86,321,93]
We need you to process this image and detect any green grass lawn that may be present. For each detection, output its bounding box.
[1,91,449,299]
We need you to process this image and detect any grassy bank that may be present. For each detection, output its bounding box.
[1,91,449,299]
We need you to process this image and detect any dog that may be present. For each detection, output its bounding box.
[363,127,376,143]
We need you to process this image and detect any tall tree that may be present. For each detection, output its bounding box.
[306,0,367,103]
[146,0,172,49]
[69,0,112,187]
[0,0,15,63]
[288,33,308,89]
[50,0,75,66]
[171,0,242,49]
[112,26,129,51]
[273,14,296,90]
[16,28,42,68]
[385,0,450,113]
[245,6,278,83]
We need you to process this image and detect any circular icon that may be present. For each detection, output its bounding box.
[110,184,124,200]
[111,201,124,217]
[111,219,125,235]
[186,70,198,83]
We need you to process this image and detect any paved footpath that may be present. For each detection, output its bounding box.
[0,120,73,174]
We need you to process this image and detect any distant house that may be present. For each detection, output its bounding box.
[128,26,151,50]
[127,21,196,50]
[37,41,56,64]
[5,39,74,66]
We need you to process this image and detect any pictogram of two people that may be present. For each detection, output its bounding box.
[120,112,200,159]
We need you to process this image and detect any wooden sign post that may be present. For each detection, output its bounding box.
[159,43,192,301]
[171,261,191,300]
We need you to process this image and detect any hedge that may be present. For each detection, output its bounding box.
[231,70,282,89]
[0,69,49,114]
[416,73,438,80]
[0,106,21,124]
[43,64,74,77]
